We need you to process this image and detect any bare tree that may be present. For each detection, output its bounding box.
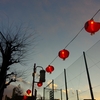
[12,84,23,98]
[0,22,38,99]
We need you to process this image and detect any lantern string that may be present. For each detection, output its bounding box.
[48,9,100,65]
[49,27,84,65]
[91,9,100,19]
[49,56,58,65]
[64,27,84,49]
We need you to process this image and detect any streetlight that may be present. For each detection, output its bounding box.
[32,63,45,98]
[31,63,54,99]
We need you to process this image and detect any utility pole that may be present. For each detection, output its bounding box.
[76,90,79,100]
[64,69,68,100]
[32,63,36,98]
[83,52,94,100]
[32,63,46,100]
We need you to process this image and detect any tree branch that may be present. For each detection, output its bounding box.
[0,43,4,56]
[6,72,14,78]
[5,79,16,88]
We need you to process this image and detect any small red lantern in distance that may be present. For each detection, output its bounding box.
[37,82,42,87]
[84,19,100,35]
[23,95,27,100]
[58,49,69,60]
[46,65,54,74]
[26,89,31,95]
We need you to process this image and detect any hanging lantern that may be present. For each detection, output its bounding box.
[58,49,69,60]
[23,95,27,100]
[37,82,43,87]
[84,19,100,35]
[46,65,54,74]
[26,89,31,95]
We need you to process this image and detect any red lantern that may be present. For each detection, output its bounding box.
[46,65,54,74]
[58,49,69,60]
[26,89,31,95]
[84,19,100,35]
[37,82,43,87]
[23,95,27,100]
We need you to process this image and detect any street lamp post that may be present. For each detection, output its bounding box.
[32,63,46,99]
[32,63,36,97]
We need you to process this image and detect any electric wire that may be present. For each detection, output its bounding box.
[69,83,100,99]
[65,59,100,99]
[48,9,100,65]
[67,59,100,83]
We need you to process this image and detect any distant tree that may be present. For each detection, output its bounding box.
[12,84,23,98]
[0,22,38,100]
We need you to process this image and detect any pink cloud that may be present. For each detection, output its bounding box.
[2,85,15,100]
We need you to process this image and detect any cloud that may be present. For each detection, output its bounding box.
[3,84,15,100]
[47,80,58,89]
[62,89,66,93]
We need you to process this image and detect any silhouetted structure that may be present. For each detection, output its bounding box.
[5,95,36,100]
[5,86,36,100]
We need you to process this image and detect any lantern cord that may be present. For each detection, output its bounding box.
[49,55,58,65]
[49,9,100,65]
[64,27,84,49]
[64,8,100,49]
[49,27,84,65]
[91,9,100,19]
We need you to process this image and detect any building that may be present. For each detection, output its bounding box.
[5,95,36,100]
[5,87,36,100]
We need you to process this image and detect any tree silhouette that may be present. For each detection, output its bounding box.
[0,22,38,99]
[12,84,23,98]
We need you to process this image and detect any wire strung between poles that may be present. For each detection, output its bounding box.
[48,9,100,65]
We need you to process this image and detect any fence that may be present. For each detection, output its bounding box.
[43,80,54,100]
[43,40,100,100]
[43,79,63,100]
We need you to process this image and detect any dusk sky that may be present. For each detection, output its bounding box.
[0,0,100,100]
